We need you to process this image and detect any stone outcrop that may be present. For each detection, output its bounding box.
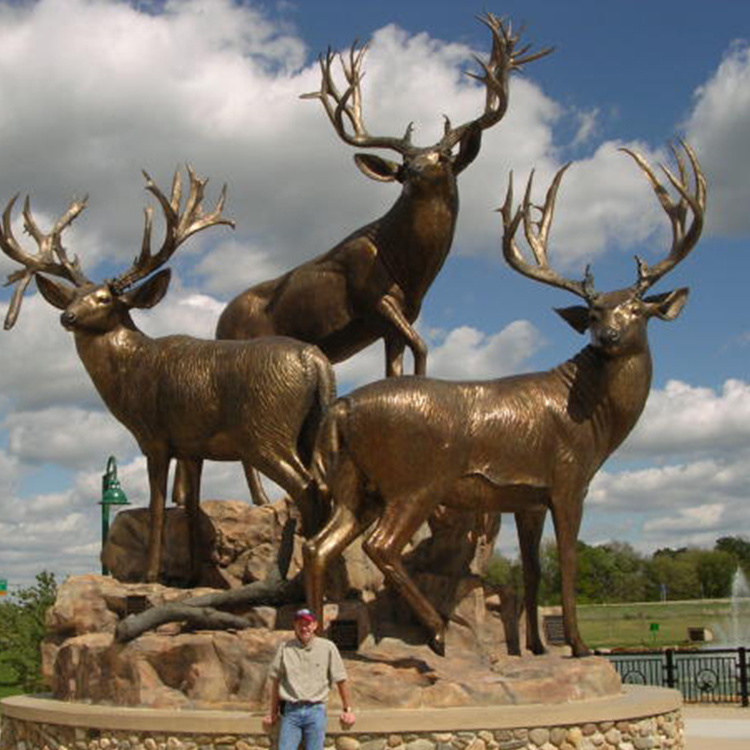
[102,500,305,589]
[45,500,613,712]
[99,499,521,653]
[43,576,620,711]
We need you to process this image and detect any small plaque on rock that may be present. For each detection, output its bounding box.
[543,614,566,645]
[329,619,359,652]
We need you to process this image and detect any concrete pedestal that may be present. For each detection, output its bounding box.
[1,686,683,750]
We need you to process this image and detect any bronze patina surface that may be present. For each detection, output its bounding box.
[303,142,706,657]
[216,13,552,378]
[1,169,336,583]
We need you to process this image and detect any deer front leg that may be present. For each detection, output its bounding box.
[551,495,590,657]
[516,508,547,655]
[145,450,170,583]
[376,295,427,376]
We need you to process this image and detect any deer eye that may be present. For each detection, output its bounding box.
[95,292,111,304]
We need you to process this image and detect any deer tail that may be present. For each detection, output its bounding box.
[297,346,338,493]
[311,399,349,502]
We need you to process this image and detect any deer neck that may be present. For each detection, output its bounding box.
[555,344,653,457]
[72,322,154,419]
[375,181,459,302]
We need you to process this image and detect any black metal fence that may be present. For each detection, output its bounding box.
[599,647,749,706]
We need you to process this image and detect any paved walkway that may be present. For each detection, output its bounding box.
[683,704,750,749]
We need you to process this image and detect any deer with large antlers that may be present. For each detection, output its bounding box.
[303,142,706,657]
[216,13,551,378]
[2,169,336,583]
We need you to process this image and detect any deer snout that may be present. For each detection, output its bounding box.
[598,327,620,347]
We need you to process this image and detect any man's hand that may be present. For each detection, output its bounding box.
[339,708,355,729]
[262,713,278,731]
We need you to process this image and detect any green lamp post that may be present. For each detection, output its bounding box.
[100,456,129,575]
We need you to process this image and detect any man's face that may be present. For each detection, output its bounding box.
[294,617,318,644]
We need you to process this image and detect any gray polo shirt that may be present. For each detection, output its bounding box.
[269,636,347,703]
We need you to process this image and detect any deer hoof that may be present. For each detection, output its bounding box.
[571,642,592,658]
[428,632,446,657]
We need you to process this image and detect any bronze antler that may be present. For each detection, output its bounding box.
[439,13,554,151]
[300,42,415,154]
[111,166,234,294]
[1,194,90,329]
[500,164,595,300]
[303,12,552,155]
[620,140,707,295]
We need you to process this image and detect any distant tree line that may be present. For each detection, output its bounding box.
[485,535,750,605]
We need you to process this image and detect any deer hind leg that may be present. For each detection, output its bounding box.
[303,455,366,620]
[551,494,590,657]
[180,458,204,586]
[516,508,547,655]
[363,497,445,654]
[145,450,170,583]
[252,452,325,537]
[242,464,270,506]
[376,295,427,376]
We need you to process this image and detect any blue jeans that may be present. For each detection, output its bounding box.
[278,702,328,750]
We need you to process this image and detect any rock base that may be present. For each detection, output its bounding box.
[43,575,615,710]
[48,626,621,710]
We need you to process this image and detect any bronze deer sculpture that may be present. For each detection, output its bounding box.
[216,13,552,378]
[303,142,706,657]
[1,168,336,583]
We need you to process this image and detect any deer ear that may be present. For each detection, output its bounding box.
[453,124,482,175]
[643,287,689,321]
[35,275,76,310]
[555,305,590,334]
[354,154,402,183]
[122,269,171,309]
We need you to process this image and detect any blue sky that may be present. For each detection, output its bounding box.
[0,0,748,586]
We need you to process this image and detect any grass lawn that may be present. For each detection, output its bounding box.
[577,599,737,650]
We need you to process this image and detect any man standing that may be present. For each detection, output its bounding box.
[264,609,355,750]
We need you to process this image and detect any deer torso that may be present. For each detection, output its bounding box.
[73,325,323,461]
[333,342,653,509]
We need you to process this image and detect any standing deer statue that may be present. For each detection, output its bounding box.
[1,168,336,583]
[210,13,550,509]
[216,13,552,378]
[303,142,706,657]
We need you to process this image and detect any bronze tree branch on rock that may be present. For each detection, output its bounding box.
[1,168,336,584]
[303,142,706,657]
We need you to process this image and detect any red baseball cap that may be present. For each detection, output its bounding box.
[294,608,317,623]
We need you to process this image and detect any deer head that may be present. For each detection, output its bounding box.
[500,141,706,357]
[1,167,233,334]
[302,13,553,192]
